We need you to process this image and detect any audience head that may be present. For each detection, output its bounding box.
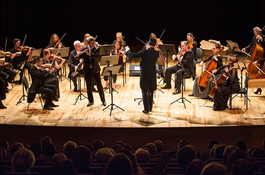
[178,139,190,150]
[84,143,94,153]
[227,149,247,169]
[252,147,265,158]
[153,140,163,153]
[52,159,77,175]
[40,136,52,149]
[72,146,91,174]
[11,148,35,172]
[51,153,67,163]
[223,145,238,164]
[112,144,123,152]
[214,144,226,159]
[0,140,9,151]
[177,146,196,172]
[200,162,226,175]
[43,143,56,157]
[124,143,132,151]
[29,141,42,159]
[10,142,24,155]
[186,159,204,175]
[115,140,125,148]
[93,140,104,152]
[146,143,157,155]
[247,146,257,157]
[115,148,142,174]
[135,148,150,163]
[208,139,218,150]
[104,153,133,175]
[95,148,113,163]
[231,158,254,175]
[63,141,77,159]
[0,147,7,161]
[234,138,246,151]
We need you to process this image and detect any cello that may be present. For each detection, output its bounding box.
[197,46,224,88]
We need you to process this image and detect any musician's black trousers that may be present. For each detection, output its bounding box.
[84,69,105,103]
[38,84,55,105]
[142,90,153,112]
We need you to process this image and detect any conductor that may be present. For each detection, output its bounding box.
[126,38,159,114]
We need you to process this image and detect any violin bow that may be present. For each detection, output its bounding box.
[55,32,67,56]
[159,29,166,39]
[135,36,146,45]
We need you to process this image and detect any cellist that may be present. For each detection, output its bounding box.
[242,26,265,94]
[189,44,223,98]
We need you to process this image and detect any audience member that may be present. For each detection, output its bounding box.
[29,141,42,159]
[234,138,246,151]
[0,140,9,151]
[93,140,104,152]
[0,147,7,160]
[177,146,196,172]
[84,143,94,153]
[124,143,132,151]
[52,159,77,175]
[214,144,226,159]
[223,145,238,164]
[208,139,219,150]
[178,139,190,150]
[11,148,35,172]
[43,143,56,157]
[51,153,67,163]
[227,149,247,169]
[40,136,52,149]
[252,147,265,158]
[154,140,163,153]
[186,159,204,175]
[95,148,113,163]
[63,141,77,159]
[10,142,24,155]
[135,148,150,163]
[231,158,254,175]
[146,143,157,156]
[248,146,257,157]
[71,145,91,174]
[200,162,226,175]
[115,140,125,148]
[104,153,133,175]
[112,144,123,152]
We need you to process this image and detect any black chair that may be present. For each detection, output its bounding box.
[195,48,203,73]
[229,75,251,110]
[21,77,44,110]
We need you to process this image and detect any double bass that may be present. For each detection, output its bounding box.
[197,47,224,88]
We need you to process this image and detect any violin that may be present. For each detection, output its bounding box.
[16,46,34,52]
[49,54,63,62]
[0,51,12,58]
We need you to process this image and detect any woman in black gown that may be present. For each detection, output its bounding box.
[213,55,240,111]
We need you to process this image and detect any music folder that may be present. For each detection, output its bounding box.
[28,48,42,62]
[100,55,118,66]
[53,47,70,57]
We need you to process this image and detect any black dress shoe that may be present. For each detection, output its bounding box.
[44,105,54,110]
[161,84,171,89]
[0,103,7,109]
[188,93,194,96]
[172,89,180,95]
[50,103,59,107]
[74,87,77,92]
[87,102,94,107]
[142,110,149,114]
[92,87,98,92]
[54,96,59,102]
[254,88,262,94]
[102,102,107,106]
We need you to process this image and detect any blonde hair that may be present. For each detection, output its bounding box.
[12,148,35,172]
[49,33,60,46]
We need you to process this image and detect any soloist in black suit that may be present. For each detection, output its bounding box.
[127,47,159,112]
[79,46,105,103]
[28,66,56,105]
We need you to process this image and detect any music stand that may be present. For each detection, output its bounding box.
[72,74,87,105]
[102,65,124,116]
[159,44,176,68]
[28,48,42,63]
[53,47,70,57]
[226,40,241,54]
[170,70,191,109]
[99,44,114,56]
[100,55,118,66]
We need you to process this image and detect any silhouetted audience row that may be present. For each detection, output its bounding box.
[0,137,264,175]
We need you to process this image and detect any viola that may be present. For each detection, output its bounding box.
[197,46,224,88]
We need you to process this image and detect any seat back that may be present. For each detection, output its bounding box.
[196,48,203,59]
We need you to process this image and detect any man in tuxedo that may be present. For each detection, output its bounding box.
[126,38,159,114]
[77,36,106,107]
[161,41,195,95]
[28,56,59,110]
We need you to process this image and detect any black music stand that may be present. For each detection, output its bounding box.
[100,55,119,93]
[170,71,191,109]
[159,44,176,69]
[72,74,87,105]
[102,65,124,116]
[99,44,115,56]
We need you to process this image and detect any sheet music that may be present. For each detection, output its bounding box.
[200,40,229,51]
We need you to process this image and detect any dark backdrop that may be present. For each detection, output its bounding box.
[0,0,264,52]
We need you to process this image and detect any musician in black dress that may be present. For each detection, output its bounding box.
[161,41,195,95]
[0,75,7,109]
[187,33,198,61]
[28,56,59,110]
[10,38,32,84]
[77,36,106,107]
[189,44,223,98]
[242,26,265,94]
[126,38,159,114]
[103,39,126,90]
[213,56,240,111]
[42,49,64,101]
[47,33,65,49]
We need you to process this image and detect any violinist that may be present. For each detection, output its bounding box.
[242,27,265,95]
[103,39,126,90]
[76,36,106,107]
[212,55,240,111]
[115,32,126,49]
[47,33,65,49]
[187,33,197,61]
[0,75,7,109]
[161,41,195,95]
[81,33,90,47]
[42,49,64,101]
[189,44,223,98]
[10,38,32,84]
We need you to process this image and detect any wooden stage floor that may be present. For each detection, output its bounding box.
[1,56,265,128]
